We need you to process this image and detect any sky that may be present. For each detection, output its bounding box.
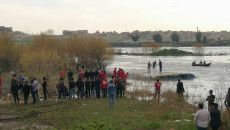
[1,0,230,34]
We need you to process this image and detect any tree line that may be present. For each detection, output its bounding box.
[0,33,113,78]
[130,32,208,43]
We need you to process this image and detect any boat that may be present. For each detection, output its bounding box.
[192,63,211,66]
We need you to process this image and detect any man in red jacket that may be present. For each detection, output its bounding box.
[101,79,108,98]
[100,70,105,80]
[118,69,124,79]
[0,73,2,94]
[113,68,117,80]
[155,79,161,102]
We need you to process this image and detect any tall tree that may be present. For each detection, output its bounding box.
[130,34,140,42]
[196,32,202,42]
[153,33,162,43]
[202,35,207,43]
[171,32,180,43]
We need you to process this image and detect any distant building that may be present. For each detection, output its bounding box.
[0,26,13,34]
[62,30,88,36]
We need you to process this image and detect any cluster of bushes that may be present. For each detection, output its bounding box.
[153,49,195,56]
[0,33,113,78]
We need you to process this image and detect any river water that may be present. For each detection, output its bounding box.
[107,47,230,109]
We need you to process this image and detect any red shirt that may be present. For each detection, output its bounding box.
[79,70,85,77]
[100,72,105,80]
[113,70,117,78]
[155,82,161,90]
[101,80,108,89]
[123,74,128,79]
[118,70,124,78]
[60,71,66,78]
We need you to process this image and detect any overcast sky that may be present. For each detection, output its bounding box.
[1,0,230,34]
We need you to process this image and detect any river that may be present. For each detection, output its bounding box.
[107,47,230,109]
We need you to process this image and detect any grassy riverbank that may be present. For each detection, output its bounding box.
[1,91,229,129]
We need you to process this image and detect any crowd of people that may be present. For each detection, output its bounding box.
[2,63,230,129]
[154,78,230,130]
[8,66,129,107]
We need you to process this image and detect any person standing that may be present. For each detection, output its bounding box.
[0,73,2,94]
[176,79,185,99]
[148,61,151,73]
[89,69,95,82]
[152,61,156,72]
[224,88,230,109]
[159,60,162,72]
[100,70,105,80]
[209,103,222,130]
[122,77,127,97]
[76,77,84,99]
[12,81,19,104]
[31,78,39,104]
[69,78,76,99]
[42,77,47,101]
[85,78,91,98]
[108,80,116,107]
[95,76,101,99]
[194,103,211,130]
[116,77,124,98]
[206,90,215,111]
[90,80,95,98]
[22,81,30,104]
[113,68,117,80]
[67,70,74,84]
[94,69,100,78]
[155,79,161,102]
[101,79,108,98]
[56,78,66,100]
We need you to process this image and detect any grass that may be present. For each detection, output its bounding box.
[0,91,201,130]
[153,49,195,56]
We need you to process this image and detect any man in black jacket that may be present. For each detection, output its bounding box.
[42,77,47,101]
[69,78,76,99]
[95,76,101,99]
[12,83,19,104]
[209,103,222,130]
[76,77,84,99]
[176,79,184,99]
[85,78,91,98]
[116,78,124,98]
[206,90,215,111]
[224,88,230,109]
[23,81,30,104]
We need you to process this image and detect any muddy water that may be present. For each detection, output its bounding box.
[108,47,230,108]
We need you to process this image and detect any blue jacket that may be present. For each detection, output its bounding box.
[108,84,116,95]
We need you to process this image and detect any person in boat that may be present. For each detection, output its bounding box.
[192,61,196,64]
[199,61,202,64]
[204,61,206,64]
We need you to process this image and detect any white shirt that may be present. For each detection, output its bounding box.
[194,109,211,128]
